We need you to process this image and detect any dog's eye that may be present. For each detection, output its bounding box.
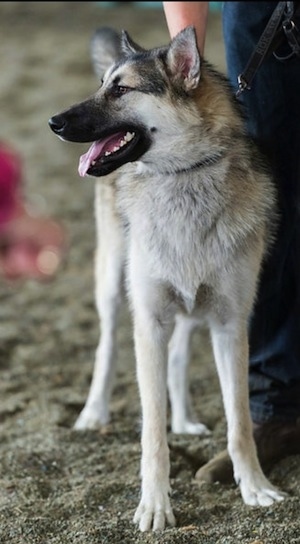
[111,84,130,98]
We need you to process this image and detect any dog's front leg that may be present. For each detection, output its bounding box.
[129,263,176,531]
[210,321,286,506]
[133,307,176,531]
[74,181,125,430]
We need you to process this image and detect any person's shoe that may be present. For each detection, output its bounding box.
[195,419,300,484]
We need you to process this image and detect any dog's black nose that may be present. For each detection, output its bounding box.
[48,114,66,135]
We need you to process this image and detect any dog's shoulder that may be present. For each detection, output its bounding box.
[194,59,246,136]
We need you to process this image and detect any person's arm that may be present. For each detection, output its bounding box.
[162,2,209,55]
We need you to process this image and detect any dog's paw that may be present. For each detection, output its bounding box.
[172,420,211,436]
[73,405,109,430]
[133,495,176,532]
[239,473,287,507]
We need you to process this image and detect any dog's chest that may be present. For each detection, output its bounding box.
[117,170,229,303]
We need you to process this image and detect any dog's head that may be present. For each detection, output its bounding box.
[48,26,203,177]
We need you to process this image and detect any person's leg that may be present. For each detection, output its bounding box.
[224,1,300,424]
[196,1,300,483]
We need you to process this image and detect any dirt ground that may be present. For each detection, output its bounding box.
[0,3,299,543]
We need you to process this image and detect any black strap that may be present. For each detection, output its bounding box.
[236,1,300,97]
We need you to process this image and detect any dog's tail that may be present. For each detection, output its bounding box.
[90,26,122,82]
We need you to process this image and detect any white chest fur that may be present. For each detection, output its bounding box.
[116,164,234,307]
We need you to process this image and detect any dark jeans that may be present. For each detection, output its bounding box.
[222,1,300,423]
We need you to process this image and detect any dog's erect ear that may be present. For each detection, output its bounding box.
[166,26,201,91]
[90,27,122,82]
[121,30,146,56]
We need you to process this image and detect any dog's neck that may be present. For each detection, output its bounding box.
[147,152,225,176]
[135,151,225,177]
[172,152,225,175]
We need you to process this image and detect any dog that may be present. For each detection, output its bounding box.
[71,27,208,437]
[49,26,285,531]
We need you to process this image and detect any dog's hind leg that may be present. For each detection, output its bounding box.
[74,180,125,430]
[168,313,211,435]
[209,319,286,506]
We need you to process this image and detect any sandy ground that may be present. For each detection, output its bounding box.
[0,3,299,543]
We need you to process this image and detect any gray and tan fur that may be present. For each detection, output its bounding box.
[49,26,285,531]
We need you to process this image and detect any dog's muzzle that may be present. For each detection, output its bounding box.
[48,105,151,177]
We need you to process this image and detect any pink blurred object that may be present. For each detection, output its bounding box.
[0,142,68,282]
[0,142,23,227]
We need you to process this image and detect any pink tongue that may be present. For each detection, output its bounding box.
[78,132,126,177]
[78,141,105,177]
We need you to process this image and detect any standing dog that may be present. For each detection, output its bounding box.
[73,27,209,437]
[49,26,285,531]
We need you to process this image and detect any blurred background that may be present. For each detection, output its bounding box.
[3,4,297,544]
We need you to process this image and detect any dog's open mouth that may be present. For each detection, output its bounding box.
[78,129,147,177]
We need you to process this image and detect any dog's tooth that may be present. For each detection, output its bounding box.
[125,132,134,142]
[103,133,135,160]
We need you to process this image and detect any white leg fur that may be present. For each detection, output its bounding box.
[74,181,125,429]
[210,321,285,506]
[129,251,176,531]
[168,314,210,436]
